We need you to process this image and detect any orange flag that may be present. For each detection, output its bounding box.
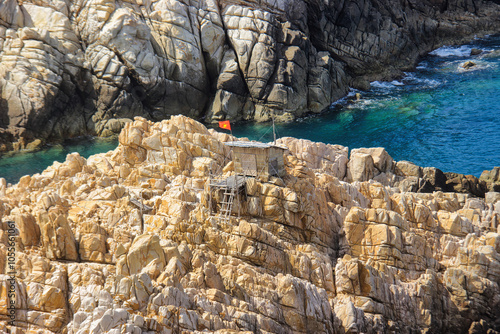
[218,120,231,131]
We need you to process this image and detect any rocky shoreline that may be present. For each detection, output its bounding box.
[1,115,500,333]
[1,0,500,150]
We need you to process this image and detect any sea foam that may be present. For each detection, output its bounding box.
[403,72,442,88]
[370,74,441,91]
[429,45,473,57]
[370,81,400,89]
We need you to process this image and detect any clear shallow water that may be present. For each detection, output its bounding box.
[232,35,500,177]
[0,137,118,184]
[1,35,499,184]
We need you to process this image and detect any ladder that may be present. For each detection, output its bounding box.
[218,186,236,224]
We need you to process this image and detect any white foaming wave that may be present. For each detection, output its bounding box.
[429,45,472,57]
[328,89,364,110]
[414,78,441,88]
[402,72,442,88]
[345,89,359,98]
[370,73,442,91]
[345,99,375,110]
[403,72,417,79]
[330,89,358,107]
[370,81,399,89]
[391,80,404,86]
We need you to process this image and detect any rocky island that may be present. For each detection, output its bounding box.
[1,0,500,150]
[1,115,500,333]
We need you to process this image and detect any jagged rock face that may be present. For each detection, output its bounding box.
[1,115,500,333]
[307,0,500,81]
[481,167,500,192]
[1,0,500,149]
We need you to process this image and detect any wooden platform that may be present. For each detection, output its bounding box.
[210,175,247,190]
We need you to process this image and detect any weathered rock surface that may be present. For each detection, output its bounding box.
[1,0,500,149]
[481,167,500,192]
[1,115,500,333]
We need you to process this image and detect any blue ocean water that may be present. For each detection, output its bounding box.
[0,35,499,184]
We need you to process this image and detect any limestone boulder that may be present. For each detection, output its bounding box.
[127,234,166,275]
[347,151,375,182]
[277,137,348,179]
[37,212,78,261]
[353,148,394,174]
[485,192,500,204]
[480,167,500,192]
[437,211,473,237]
[395,160,423,178]
[79,222,109,263]
[422,167,449,191]
[16,257,70,332]
[445,172,486,197]
[15,213,40,247]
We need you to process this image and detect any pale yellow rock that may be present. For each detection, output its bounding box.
[277,137,348,178]
[79,230,107,263]
[38,212,78,261]
[192,157,215,177]
[348,152,375,182]
[395,160,423,178]
[16,213,40,246]
[352,147,394,173]
[438,211,473,237]
[144,215,167,233]
[223,161,234,173]
[127,234,166,275]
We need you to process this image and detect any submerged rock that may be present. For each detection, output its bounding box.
[470,48,483,56]
[462,60,477,69]
[1,115,499,333]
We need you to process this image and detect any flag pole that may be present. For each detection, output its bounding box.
[272,112,276,145]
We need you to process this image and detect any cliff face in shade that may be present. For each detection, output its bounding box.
[1,115,500,333]
[1,0,500,149]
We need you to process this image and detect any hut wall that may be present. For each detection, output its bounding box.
[232,147,269,176]
[231,146,285,177]
[269,147,285,176]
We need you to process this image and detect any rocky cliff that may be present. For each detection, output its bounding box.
[1,115,500,333]
[1,0,500,149]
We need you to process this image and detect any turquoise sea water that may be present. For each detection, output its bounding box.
[0,35,499,184]
[0,137,118,184]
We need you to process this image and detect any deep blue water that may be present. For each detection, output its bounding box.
[0,35,499,184]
